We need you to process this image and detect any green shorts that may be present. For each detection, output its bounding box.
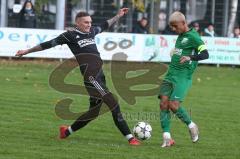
[158,77,192,101]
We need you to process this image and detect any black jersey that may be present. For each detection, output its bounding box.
[40,22,109,57]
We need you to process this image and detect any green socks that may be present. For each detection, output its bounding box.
[160,106,192,132]
[160,110,171,132]
[175,106,191,125]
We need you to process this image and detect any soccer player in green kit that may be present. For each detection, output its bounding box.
[159,11,209,147]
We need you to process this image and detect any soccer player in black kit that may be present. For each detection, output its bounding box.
[15,8,140,145]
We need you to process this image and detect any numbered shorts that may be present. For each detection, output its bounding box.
[158,78,192,101]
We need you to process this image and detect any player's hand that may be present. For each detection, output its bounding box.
[180,56,191,63]
[15,50,29,57]
[118,8,129,17]
[170,48,175,57]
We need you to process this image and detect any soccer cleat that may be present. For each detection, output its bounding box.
[59,125,68,139]
[161,133,175,148]
[128,138,141,146]
[161,138,175,148]
[189,123,199,143]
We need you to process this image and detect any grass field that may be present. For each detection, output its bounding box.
[0,59,239,159]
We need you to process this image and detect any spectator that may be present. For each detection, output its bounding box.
[19,0,37,28]
[203,23,217,37]
[192,22,202,35]
[230,27,240,38]
[132,17,149,34]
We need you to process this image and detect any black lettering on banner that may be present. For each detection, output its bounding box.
[104,41,117,51]
[119,39,132,49]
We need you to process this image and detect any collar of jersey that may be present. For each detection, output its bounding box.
[75,27,90,34]
[181,28,192,35]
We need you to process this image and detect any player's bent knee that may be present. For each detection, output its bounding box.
[169,101,180,112]
[160,101,169,110]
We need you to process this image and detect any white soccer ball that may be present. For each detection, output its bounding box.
[133,121,152,140]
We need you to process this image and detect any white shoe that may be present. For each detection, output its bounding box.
[161,132,175,148]
[189,122,199,143]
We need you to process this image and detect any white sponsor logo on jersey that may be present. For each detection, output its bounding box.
[181,38,189,44]
[77,38,95,48]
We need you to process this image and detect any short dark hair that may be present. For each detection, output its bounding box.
[207,22,214,26]
[234,26,239,29]
[193,22,199,27]
[75,12,90,21]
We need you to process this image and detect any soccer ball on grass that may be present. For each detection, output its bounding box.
[133,121,152,140]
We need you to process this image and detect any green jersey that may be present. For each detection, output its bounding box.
[166,28,205,79]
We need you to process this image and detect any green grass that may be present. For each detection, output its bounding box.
[0,59,239,159]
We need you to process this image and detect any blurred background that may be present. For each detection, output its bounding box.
[1,0,240,37]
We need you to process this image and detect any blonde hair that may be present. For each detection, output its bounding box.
[169,11,186,23]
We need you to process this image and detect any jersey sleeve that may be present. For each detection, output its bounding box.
[190,34,207,54]
[40,31,72,49]
[92,21,109,35]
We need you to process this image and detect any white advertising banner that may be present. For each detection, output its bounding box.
[140,35,240,65]
[0,27,240,65]
[201,37,240,65]
[95,33,144,61]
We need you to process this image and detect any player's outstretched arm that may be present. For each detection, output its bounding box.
[15,32,70,57]
[107,8,129,27]
[15,45,43,57]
